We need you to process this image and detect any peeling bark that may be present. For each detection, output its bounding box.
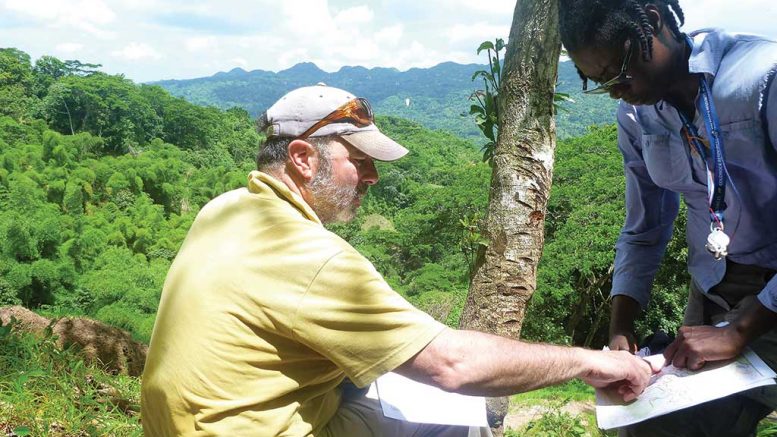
[459,0,561,432]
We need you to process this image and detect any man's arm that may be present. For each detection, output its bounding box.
[610,295,641,353]
[664,299,777,369]
[395,328,654,402]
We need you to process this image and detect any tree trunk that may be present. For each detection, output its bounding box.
[584,299,609,348]
[458,0,561,432]
[566,276,589,340]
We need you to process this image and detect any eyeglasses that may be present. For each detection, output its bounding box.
[297,97,374,140]
[584,40,633,94]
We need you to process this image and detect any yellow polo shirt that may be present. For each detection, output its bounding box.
[141,171,446,436]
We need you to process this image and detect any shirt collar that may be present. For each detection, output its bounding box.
[247,170,322,225]
[687,28,729,77]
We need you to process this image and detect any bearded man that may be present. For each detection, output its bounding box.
[141,84,655,436]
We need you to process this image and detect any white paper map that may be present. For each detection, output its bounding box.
[368,372,489,427]
[596,349,777,430]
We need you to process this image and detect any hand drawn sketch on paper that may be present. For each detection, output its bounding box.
[595,349,777,430]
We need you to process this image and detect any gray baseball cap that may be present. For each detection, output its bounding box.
[261,84,409,161]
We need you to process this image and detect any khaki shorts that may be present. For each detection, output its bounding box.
[321,394,493,437]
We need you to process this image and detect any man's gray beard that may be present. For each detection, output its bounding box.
[308,157,361,224]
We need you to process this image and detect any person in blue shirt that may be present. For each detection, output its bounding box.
[558,0,777,436]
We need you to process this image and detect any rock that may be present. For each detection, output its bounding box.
[0,306,148,377]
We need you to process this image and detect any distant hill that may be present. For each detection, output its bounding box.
[152,61,617,140]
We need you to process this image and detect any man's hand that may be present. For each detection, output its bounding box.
[664,300,777,370]
[578,350,658,402]
[663,325,747,370]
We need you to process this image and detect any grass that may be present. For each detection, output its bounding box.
[506,380,610,437]
[758,419,777,436]
[511,379,595,406]
[2,321,776,437]
[0,320,142,436]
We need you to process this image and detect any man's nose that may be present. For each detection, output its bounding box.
[361,160,379,185]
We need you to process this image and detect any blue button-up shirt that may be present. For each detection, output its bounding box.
[612,29,777,311]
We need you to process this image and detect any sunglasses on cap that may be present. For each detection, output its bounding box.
[584,40,633,94]
[297,97,374,140]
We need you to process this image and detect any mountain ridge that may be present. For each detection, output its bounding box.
[152,60,617,140]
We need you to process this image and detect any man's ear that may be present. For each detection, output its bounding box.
[287,139,318,182]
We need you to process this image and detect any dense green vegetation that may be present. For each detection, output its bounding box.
[0,47,260,342]
[0,46,688,346]
[0,46,696,434]
[0,51,488,343]
[524,125,688,346]
[152,59,617,141]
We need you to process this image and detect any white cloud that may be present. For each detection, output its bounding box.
[111,42,162,61]
[682,0,777,37]
[280,0,335,37]
[333,5,374,25]
[229,57,248,67]
[5,0,114,23]
[185,37,217,52]
[375,25,403,47]
[5,0,116,33]
[114,0,152,10]
[1,0,775,83]
[446,22,511,44]
[441,0,516,15]
[54,42,84,54]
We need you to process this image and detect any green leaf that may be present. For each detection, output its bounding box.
[484,93,496,110]
[554,92,574,103]
[495,38,506,52]
[471,70,489,81]
[484,121,496,139]
[13,426,31,436]
[553,92,575,113]
[476,41,495,54]
[469,105,485,115]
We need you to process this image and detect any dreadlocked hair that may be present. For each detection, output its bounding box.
[559,0,685,90]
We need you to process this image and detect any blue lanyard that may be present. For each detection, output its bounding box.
[676,75,728,227]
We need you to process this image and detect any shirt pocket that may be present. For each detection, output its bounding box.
[642,133,696,191]
[720,118,764,168]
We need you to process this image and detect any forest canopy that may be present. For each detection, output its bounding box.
[0,47,688,346]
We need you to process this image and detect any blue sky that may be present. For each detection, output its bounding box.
[1,0,775,83]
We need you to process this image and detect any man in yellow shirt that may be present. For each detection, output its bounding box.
[141,84,655,436]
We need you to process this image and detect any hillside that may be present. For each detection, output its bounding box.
[1,46,697,435]
[0,45,497,342]
[152,60,617,140]
[0,45,687,354]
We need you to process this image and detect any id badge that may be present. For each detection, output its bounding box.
[705,227,729,260]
